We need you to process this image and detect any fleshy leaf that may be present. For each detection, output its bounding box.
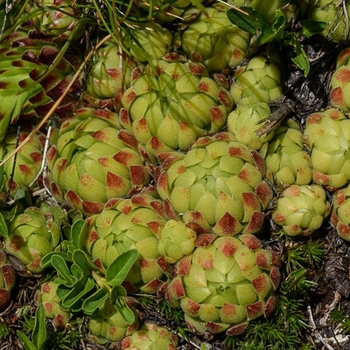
[32,304,46,350]
[110,284,127,303]
[16,331,37,350]
[114,296,135,325]
[41,251,71,269]
[61,275,95,309]
[226,7,264,34]
[51,254,76,286]
[71,219,88,250]
[301,20,328,38]
[72,249,97,275]
[106,249,138,286]
[0,212,8,237]
[82,287,109,315]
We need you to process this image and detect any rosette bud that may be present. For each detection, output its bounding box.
[272,185,331,236]
[120,321,178,350]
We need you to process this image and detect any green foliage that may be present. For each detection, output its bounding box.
[0,321,10,340]
[17,304,47,350]
[43,326,81,350]
[41,219,138,324]
[226,6,327,76]
[281,238,325,274]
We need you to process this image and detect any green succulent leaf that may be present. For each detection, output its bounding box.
[71,219,88,250]
[56,283,72,300]
[82,287,109,315]
[32,304,47,350]
[287,37,310,77]
[0,212,8,237]
[114,296,135,325]
[110,284,127,302]
[51,254,76,286]
[16,330,37,350]
[61,275,95,309]
[72,249,97,275]
[17,304,46,350]
[301,20,328,38]
[226,6,264,34]
[41,251,71,269]
[106,249,138,286]
[71,263,85,278]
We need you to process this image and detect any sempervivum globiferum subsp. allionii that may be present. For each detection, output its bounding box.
[227,102,274,151]
[83,194,172,294]
[230,56,283,106]
[157,134,273,236]
[120,53,233,161]
[330,47,350,113]
[4,206,61,274]
[166,234,281,335]
[272,184,331,237]
[174,5,250,72]
[309,0,350,42]
[34,280,71,328]
[0,30,82,140]
[120,321,178,350]
[84,40,137,109]
[45,107,150,216]
[303,108,350,191]
[87,299,140,345]
[260,120,313,190]
[0,129,44,198]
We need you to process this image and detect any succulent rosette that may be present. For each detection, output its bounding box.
[122,22,173,63]
[0,30,82,139]
[84,194,173,294]
[330,184,350,241]
[260,120,312,189]
[34,280,71,328]
[45,107,150,216]
[88,299,139,345]
[230,56,283,106]
[309,0,350,41]
[0,248,17,311]
[120,321,178,350]
[303,108,350,191]
[272,184,331,237]
[227,102,274,150]
[227,0,291,24]
[136,0,200,22]
[158,219,197,264]
[4,206,62,274]
[120,53,233,160]
[157,135,273,236]
[0,129,44,198]
[166,234,281,335]
[84,40,136,109]
[33,0,83,42]
[330,47,350,112]
[174,5,250,71]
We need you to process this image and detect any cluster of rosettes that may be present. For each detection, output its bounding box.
[7,0,350,348]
